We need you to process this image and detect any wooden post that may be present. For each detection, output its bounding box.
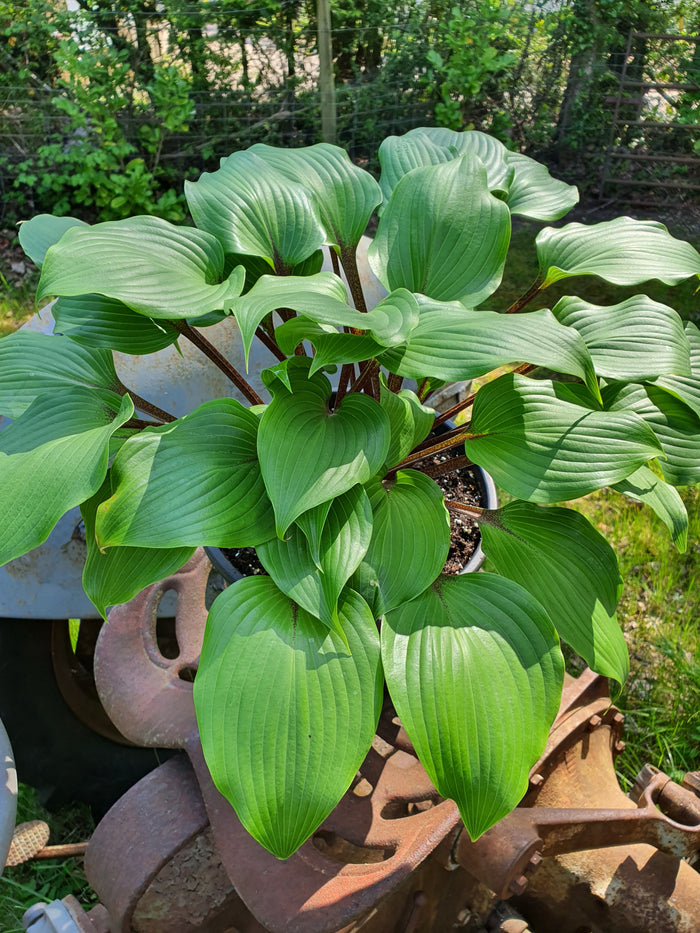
[317,0,336,143]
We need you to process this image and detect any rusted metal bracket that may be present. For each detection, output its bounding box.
[455,770,700,900]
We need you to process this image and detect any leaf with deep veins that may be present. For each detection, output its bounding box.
[537,218,700,288]
[465,374,663,502]
[185,149,325,269]
[249,143,381,250]
[380,300,599,397]
[82,478,194,618]
[0,390,133,566]
[194,579,382,859]
[479,501,628,691]
[0,331,124,418]
[369,155,511,305]
[613,466,688,552]
[382,573,563,840]
[258,361,390,536]
[37,216,245,319]
[95,399,275,549]
[350,470,449,617]
[552,295,690,381]
[257,485,373,633]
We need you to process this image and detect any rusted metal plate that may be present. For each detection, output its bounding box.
[84,754,209,933]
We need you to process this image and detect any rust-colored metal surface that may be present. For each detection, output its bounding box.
[456,671,700,932]
[84,754,210,933]
[88,552,700,933]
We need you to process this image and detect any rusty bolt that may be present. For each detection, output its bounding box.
[614,740,626,754]
[587,714,603,730]
[508,875,529,896]
[526,852,543,874]
[613,712,625,725]
[529,773,544,788]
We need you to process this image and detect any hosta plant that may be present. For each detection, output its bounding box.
[4,127,700,859]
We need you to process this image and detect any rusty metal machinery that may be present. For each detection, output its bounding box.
[26,551,700,933]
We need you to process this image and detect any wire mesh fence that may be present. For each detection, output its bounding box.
[0,1,697,224]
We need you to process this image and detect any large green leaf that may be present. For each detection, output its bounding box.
[257,363,390,536]
[228,272,351,364]
[18,213,88,267]
[603,382,700,486]
[612,465,688,552]
[379,375,435,470]
[479,502,628,690]
[81,478,194,618]
[194,579,383,859]
[257,486,373,633]
[0,390,133,566]
[377,128,511,207]
[552,295,691,381]
[37,216,245,320]
[505,152,579,221]
[0,331,123,418]
[95,399,275,549]
[350,470,449,616]
[53,294,180,354]
[465,374,663,502]
[536,218,700,288]
[382,573,564,840]
[249,143,381,250]
[368,155,511,305]
[380,301,599,397]
[186,150,325,271]
[304,330,385,374]
[651,321,700,419]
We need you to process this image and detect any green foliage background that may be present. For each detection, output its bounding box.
[1,0,698,225]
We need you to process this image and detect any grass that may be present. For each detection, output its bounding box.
[0,273,37,337]
[0,786,96,933]
[573,486,700,790]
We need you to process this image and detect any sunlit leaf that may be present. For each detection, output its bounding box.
[186,150,325,271]
[81,478,194,617]
[350,470,449,616]
[603,382,700,486]
[369,155,511,305]
[95,399,275,549]
[53,294,180,354]
[479,502,628,690]
[257,485,373,632]
[465,374,662,502]
[37,216,245,319]
[0,331,123,418]
[194,580,382,858]
[612,465,688,552]
[505,152,578,221]
[380,300,599,397]
[18,213,88,267]
[0,391,133,566]
[537,218,700,288]
[552,295,690,381]
[250,143,381,250]
[258,361,390,536]
[382,573,563,839]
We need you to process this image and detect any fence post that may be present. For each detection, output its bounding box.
[317,0,336,143]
